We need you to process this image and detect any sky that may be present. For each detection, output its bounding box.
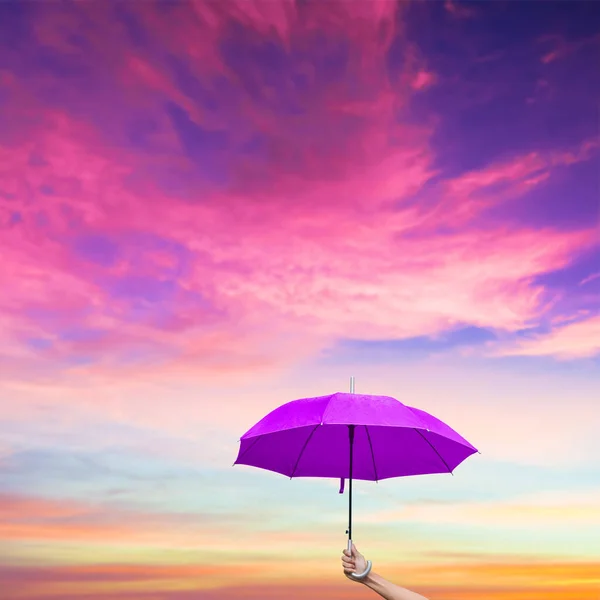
[0,0,599,599]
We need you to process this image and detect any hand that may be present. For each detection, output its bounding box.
[341,542,368,581]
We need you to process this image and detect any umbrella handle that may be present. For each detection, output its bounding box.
[346,538,372,580]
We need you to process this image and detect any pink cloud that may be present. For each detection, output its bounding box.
[0,1,598,391]
[411,70,437,90]
[580,272,600,286]
[440,140,598,223]
[444,1,478,19]
[1,111,597,386]
[539,33,600,64]
[495,315,600,359]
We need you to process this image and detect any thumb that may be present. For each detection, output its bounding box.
[351,542,359,556]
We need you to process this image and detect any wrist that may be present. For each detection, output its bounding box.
[361,570,380,587]
[355,566,373,587]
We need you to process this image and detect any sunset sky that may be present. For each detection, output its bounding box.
[0,1,599,599]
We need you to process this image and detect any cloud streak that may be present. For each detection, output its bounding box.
[495,315,600,359]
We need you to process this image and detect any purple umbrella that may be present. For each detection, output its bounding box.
[234,378,478,579]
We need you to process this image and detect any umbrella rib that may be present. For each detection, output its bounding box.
[365,426,379,482]
[235,436,262,464]
[290,425,320,478]
[412,428,453,474]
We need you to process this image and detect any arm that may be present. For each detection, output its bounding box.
[360,571,429,600]
[341,544,429,600]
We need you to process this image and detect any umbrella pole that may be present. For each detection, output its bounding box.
[348,377,373,581]
[346,379,372,581]
[347,423,355,553]
[347,376,355,552]
[347,377,355,551]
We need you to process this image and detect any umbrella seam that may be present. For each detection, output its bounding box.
[405,405,433,430]
[365,425,379,482]
[319,393,338,424]
[290,424,320,478]
[412,428,453,474]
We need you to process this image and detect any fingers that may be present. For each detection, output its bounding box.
[342,545,361,562]
[342,544,360,557]
[341,552,355,572]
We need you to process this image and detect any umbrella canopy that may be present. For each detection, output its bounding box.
[234,391,477,480]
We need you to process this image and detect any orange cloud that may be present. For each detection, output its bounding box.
[360,488,600,529]
[1,561,598,600]
[0,492,246,547]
